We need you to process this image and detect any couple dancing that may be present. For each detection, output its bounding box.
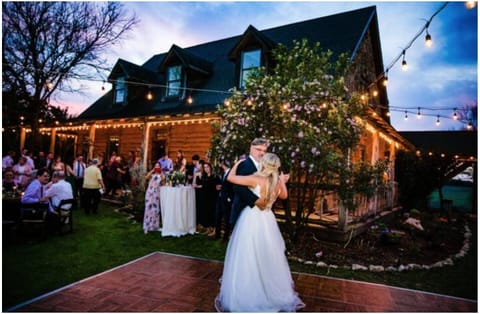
[215,138,305,312]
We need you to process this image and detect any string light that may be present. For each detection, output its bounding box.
[425,29,432,47]
[186,95,193,104]
[146,88,153,100]
[404,111,408,120]
[453,108,458,120]
[401,50,408,71]
[436,115,440,126]
[416,107,422,119]
[465,1,476,9]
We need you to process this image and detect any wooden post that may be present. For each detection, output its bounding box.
[142,121,151,172]
[19,127,26,151]
[88,124,96,160]
[49,128,56,154]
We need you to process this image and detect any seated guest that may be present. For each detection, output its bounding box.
[13,156,34,189]
[3,168,18,193]
[21,168,50,205]
[41,171,73,213]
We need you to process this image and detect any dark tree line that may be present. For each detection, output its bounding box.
[2,2,138,147]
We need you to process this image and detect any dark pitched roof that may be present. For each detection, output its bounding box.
[399,131,477,157]
[159,44,213,75]
[78,6,379,121]
[108,58,159,83]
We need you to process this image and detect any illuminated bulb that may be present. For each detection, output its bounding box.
[372,90,378,97]
[417,107,422,119]
[436,115,440,126]
[404,111,408,120]
[466,1,476,9]
[453,108,458,120]
[401,59,408,71]
[386,111,390,117]
[146,90,153,100]
[425,33,432,47]
[187,96,193,104]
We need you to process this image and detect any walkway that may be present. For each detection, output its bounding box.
[9,252,476,312]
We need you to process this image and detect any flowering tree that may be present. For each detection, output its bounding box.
[211,39,386,240]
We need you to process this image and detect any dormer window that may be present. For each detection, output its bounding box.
[240,49,261,88]
[114,77,126,104]
[167,65,182,97]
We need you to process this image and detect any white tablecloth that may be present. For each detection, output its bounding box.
[160,186,196,237]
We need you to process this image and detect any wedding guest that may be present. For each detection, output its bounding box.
[143,163,163,234]
[22,148,35,169]
[13,156,34,189]
[195,162,220,233]
[35,151,48,169]
[21,168,50,205]
[186,154,200,184]
[210,160,234,240]
[41,171,73,213]
[158,152,173,175]
[2,150,16,171]
[215,153,304,312]
[2,168,18,193]
[49,155,65,175]
[72,154,86,204]
[105,156,123,197]
[82,159,105,214]
[175,150,187,173]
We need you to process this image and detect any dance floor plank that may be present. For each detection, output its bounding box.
[9,252,476,312]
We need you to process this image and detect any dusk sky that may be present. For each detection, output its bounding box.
[54,1,478,132]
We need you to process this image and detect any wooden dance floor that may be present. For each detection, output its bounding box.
[9,252,476,312]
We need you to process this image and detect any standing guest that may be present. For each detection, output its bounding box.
[186,154,200,184]
[3,168,18,193]
[49,155,65,175]
[175,150,187,173]
[72,154,86,204]
[2,150,16,171]
[13,156,33,189]
[215,153,304,312]
[109,151,117,166]
[45,152,54,169]
[230,138,269,226]
[82,159,105,214]
[41,171,73,213]
[143,163,163,234]
[105,156,123,197]
[35,151,48,169]
[21,168,50,205]
[195,162,220,233]
[22,149,35,170]
[158,152,173,175]
[210,160,234,240]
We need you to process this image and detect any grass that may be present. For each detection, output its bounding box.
[2,202,477,310]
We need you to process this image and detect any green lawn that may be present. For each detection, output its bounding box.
[2,202,477,310]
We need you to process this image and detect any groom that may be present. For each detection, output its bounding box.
[230,138,269,226]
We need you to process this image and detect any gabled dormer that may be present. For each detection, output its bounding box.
[228,25,277,88]
[108,59,159,107]
[158,44,213,100]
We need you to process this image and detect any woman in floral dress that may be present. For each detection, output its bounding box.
[143,163,164,234]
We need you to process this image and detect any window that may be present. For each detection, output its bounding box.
[240,49,261,88]
[114,77,126,104]
[167,65,182,97]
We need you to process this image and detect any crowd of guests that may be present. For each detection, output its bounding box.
[3,147,234,240]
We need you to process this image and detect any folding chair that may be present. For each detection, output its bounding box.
[20,203,49,239]
[53,199,75,234]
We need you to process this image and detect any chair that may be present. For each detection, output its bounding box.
[20,202,49,239]
[53,199,75,234]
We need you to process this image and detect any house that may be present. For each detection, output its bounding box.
[28,6,416,228]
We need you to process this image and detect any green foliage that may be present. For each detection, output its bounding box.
[211,39,386,236]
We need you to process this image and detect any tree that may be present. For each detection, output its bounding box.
[210,39,387,241]
[2,2,138,148]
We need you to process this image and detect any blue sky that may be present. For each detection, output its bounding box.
[57,1,478,131]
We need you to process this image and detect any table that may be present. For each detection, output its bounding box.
[160,186,196,237]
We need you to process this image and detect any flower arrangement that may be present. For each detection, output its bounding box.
[169,170,186,186]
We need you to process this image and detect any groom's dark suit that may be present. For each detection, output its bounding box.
[230,156,259,225]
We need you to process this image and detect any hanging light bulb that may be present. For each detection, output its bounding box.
[436,115,440,126]
[425,30,432,47]
[386,111,391,117]
[146,89,153,100]
[467,121,473,130]
[404,111,408,120]
[453,108,458,120]
[465,1,476,9]
[401,51,408,71]
[383,71,389,87]
[186,95,193,104]
[417,107,422,119]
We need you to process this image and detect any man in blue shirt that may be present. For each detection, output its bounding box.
[21,168,50,205]
[158,153,173,175]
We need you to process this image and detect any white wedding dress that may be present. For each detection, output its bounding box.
[215,185,305,312]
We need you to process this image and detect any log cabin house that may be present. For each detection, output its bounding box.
[24,6,416,232]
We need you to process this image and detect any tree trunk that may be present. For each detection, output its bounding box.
[337,201,348,231]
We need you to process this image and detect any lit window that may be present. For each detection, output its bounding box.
[115,77,126,103]
[240,49,261,88]
[167,65,182,97]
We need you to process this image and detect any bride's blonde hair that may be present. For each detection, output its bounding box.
[258,153,281,206]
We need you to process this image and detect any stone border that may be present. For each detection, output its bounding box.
[288,224,472,272]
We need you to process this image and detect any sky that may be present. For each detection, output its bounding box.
[53,1,478,132]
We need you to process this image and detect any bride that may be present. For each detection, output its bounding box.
[215,153,305,312]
